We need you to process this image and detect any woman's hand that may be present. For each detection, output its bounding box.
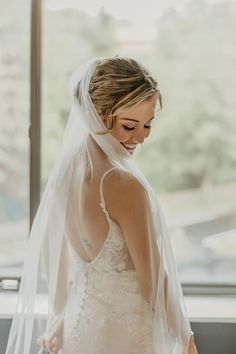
[37,335,62,353]
[37,315,64,354]
[37,321,63,354]
[187,335,198,354]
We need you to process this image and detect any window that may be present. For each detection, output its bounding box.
[1,0,235,293]
[0,0,30,281]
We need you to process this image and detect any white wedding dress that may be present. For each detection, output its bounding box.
[62,168,154,354]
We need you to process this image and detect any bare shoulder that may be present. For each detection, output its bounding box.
[104,168,146,197]
[103,168,148,219]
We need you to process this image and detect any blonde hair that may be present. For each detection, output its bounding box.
[76,57,162,134]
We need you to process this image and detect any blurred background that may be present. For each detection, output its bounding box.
[0,0,236,289]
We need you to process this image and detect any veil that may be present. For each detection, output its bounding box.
[6,57,192,354]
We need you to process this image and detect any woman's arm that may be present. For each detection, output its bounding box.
[104,169,198,353]
[38,236,69,353]
[104,170,158,306]
[53,236,69,314]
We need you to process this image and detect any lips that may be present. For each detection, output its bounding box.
[121,142,137,153]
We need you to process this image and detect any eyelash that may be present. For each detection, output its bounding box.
[123,125,152,131]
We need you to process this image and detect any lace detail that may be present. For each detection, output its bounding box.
[62,168,154,354]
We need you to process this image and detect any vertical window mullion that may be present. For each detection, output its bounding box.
[30,0,42,229]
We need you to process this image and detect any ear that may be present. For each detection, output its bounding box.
[103,115,116,130]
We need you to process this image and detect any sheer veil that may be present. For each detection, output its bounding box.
[6,57,192,354]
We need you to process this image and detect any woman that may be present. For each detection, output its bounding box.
[6,57,198,354]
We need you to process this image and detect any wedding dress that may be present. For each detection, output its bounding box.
[62,167,154,354]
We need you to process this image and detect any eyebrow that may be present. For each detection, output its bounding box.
[120,116,155,123]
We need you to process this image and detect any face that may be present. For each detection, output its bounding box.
[110,95,157,154]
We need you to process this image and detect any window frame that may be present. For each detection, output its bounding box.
[1,0,235,297]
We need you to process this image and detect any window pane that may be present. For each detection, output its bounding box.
[43,0,236,287]
[0,1,30,278]
[140,1,236,285]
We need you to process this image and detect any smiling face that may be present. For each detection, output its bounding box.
[110,95,157,154]
[86,57,162,149]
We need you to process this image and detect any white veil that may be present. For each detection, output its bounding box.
[6,57,192,354]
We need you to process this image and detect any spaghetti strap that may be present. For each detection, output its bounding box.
[99,167,117,225]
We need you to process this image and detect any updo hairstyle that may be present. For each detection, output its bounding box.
[76,57,162,133]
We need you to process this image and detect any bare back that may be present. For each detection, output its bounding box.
[65,136,115,263]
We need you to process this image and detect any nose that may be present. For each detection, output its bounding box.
[133,129,145,144]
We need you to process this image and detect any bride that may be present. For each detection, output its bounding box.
[6,57,198,354]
